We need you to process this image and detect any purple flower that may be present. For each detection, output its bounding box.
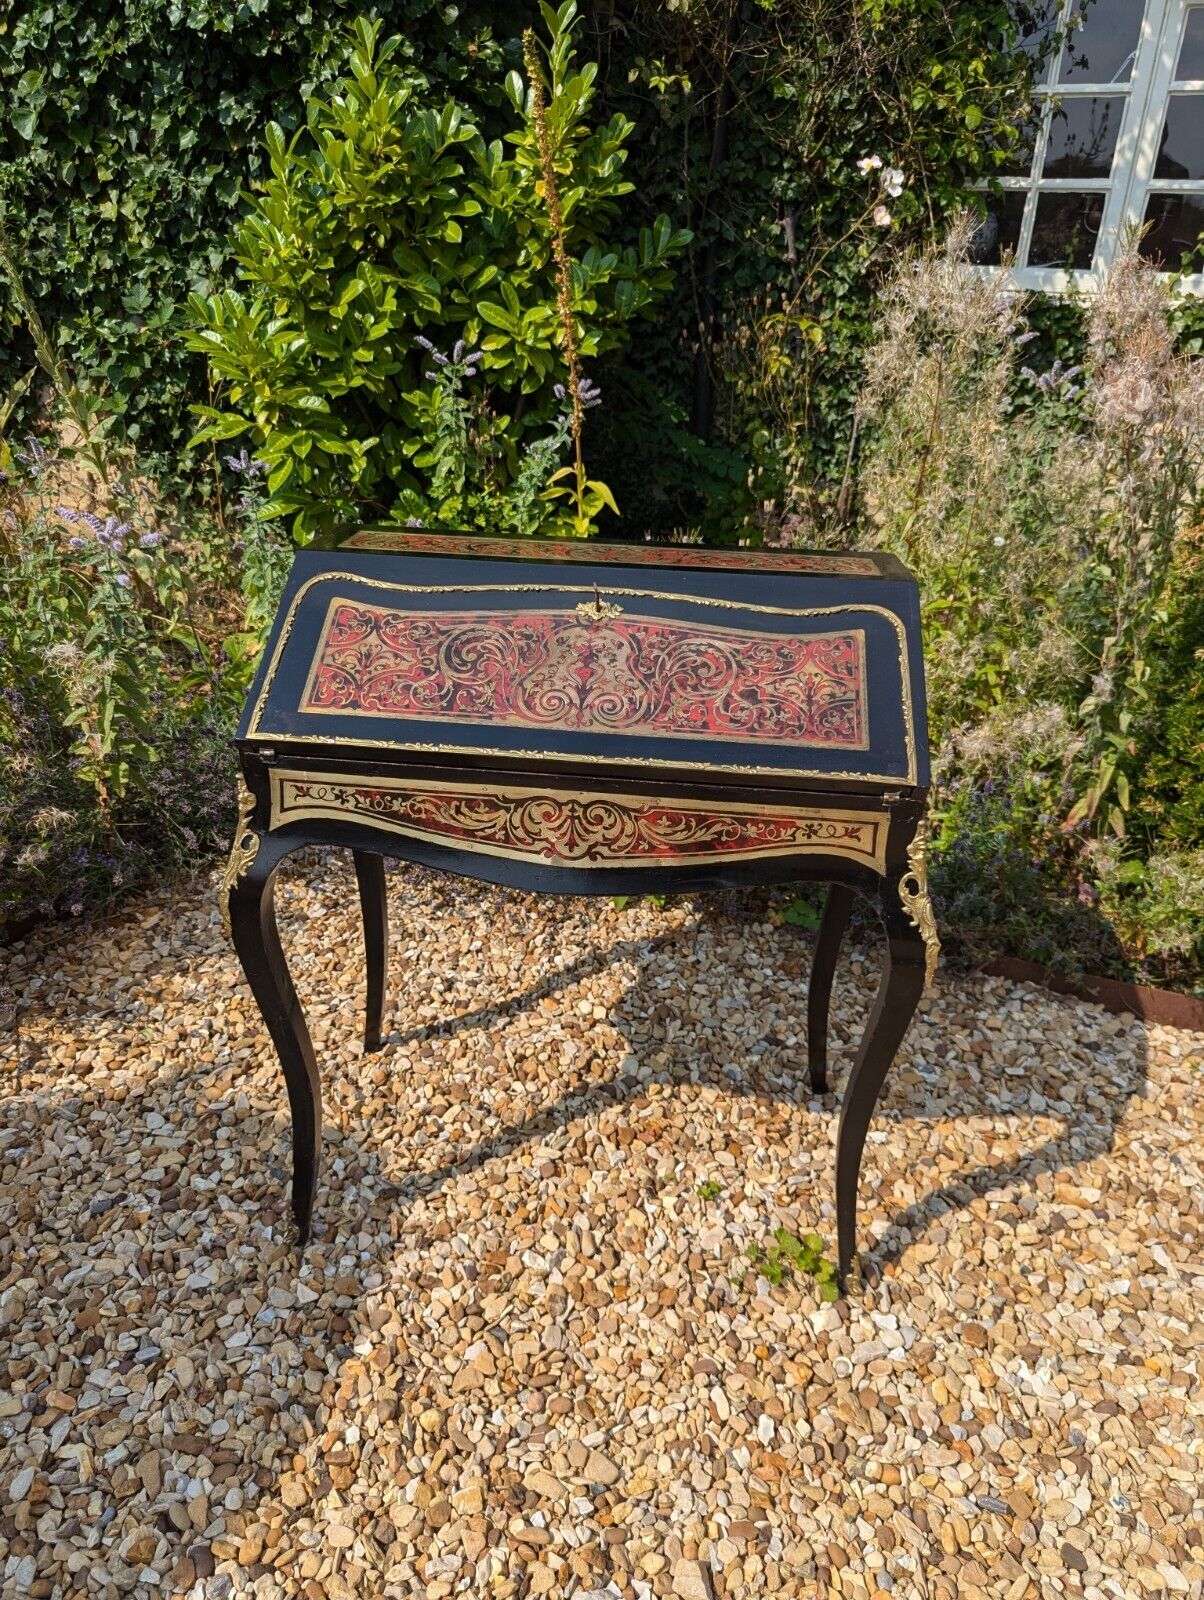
[67,536,87,551]
[416,335,449,366]
[224,448,266,477]
[81,513,131,551]
[57,506,80,523]
[16,434,60,478]
[114,572,131,589]
[1024,358,1083,395]
[552,378,601,409]
[138,531,165,549]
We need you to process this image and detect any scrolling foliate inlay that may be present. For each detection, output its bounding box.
[300,601,869,751]
[219,779,261,939]
[269,771,890,873]
[898,819,941,985]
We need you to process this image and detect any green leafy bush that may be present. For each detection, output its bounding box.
[1,0,1041,532]
[185,5,690,544]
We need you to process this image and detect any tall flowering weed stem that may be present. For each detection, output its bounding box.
[522,17,618,536]
[522,25,583,470]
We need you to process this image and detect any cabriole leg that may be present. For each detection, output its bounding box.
[353,850,389,1054]
[834,881,926,1290]
[807,882,856,1093]
[227,833,322,1245]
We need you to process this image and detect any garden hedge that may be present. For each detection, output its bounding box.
[2,0,1032,522]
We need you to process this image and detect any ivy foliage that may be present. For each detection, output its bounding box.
[184,5,689,543]
[0,0,518,450]
[587,0,1043,531]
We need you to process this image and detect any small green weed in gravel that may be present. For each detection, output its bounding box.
[735,1227,840,1302]
[696,1179,723,1201]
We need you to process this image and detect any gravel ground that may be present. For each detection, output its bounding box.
[2,852,1202,1600]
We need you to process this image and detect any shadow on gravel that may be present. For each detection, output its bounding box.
[0,852,1158,1596]
[321,862,1151,1285]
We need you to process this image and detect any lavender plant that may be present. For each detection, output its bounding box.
[392,339,607,538]
[223,449,291,648]
[0,286,272,930]
[0,459,239,930]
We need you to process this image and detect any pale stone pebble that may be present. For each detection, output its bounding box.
[2,855,1202,1599]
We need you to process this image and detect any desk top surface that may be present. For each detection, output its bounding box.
[238,532,929,792]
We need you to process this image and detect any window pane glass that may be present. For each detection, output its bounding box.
[1029,191,1104,267]
[1018,0,1062,68]
[969,193,1028,264]
[1175,8,1204,79]
[1059,0,1142,82]
[1043,95,1125,176]
[1154,96,1204,178]
[1140,193,1204,270]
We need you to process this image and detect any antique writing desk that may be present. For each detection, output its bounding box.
[223,530,939,1289]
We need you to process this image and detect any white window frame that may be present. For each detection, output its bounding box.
[976,0,1204,294]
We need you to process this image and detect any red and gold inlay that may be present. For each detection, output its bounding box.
[271,773,887,870]
[301,602,868,750]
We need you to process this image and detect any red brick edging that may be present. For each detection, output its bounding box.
[982,956,1204,1031]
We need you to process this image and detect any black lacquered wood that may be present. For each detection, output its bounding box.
[353,850,388,1053]
[224,534,937,1291]
[835,877,928,1284]
[228,832,322,1243]
[807,882,857,1094]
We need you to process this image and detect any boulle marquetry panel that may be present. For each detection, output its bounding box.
[269,770,889,872]
[226,530,938,1293]
[299,601,869,751]
[245,575,919,785]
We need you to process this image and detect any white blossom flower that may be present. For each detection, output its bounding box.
[883,166,905,198]
[873,205,892,227]
[1091,671,1115,704]
[857,155,883,174]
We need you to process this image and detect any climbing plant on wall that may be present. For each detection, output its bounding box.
[0,0,518,454]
